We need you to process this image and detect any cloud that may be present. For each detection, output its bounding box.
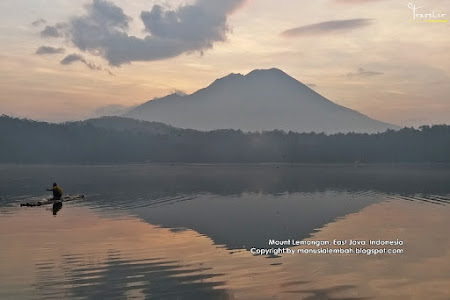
[347,67,384,78]
[41,0,245,66]
[171,89,187,96]
[35,46,65,55]
[140,1,240,44]
[60,54,113,75]
[60,54,102,71]
[40,23,68,38]
[32,18,47,27]
[60,54,85,65]
[281,19,373,37]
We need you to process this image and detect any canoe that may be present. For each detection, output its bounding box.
[20,195,84,207]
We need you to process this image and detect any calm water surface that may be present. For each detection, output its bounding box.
[1,164,450,299]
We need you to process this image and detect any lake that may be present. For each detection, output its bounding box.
[1,164,450,299]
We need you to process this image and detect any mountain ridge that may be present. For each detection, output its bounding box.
[124,68,399,133]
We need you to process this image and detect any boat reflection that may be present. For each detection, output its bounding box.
[1,197,449,299]
[52,202,62,216]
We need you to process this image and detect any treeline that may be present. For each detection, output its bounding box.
[0,115,449,163]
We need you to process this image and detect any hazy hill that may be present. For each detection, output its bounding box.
[80,116,179,135]
[125,68,398,133]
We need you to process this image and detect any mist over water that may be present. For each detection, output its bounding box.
[1,164,450,299]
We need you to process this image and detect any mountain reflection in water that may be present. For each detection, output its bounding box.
[0,164,449,299]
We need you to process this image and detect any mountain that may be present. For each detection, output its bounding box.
[124,68,399,133]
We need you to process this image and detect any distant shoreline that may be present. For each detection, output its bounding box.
[2,116,449,164]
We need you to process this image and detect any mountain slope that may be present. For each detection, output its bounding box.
[80,116,178,135]
[124,68,399,133]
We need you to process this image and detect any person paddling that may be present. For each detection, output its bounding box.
[47,182,63,200]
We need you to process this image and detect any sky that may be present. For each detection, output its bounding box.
[0,0,449,126]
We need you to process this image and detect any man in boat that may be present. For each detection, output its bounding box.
[47,182,63,200]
